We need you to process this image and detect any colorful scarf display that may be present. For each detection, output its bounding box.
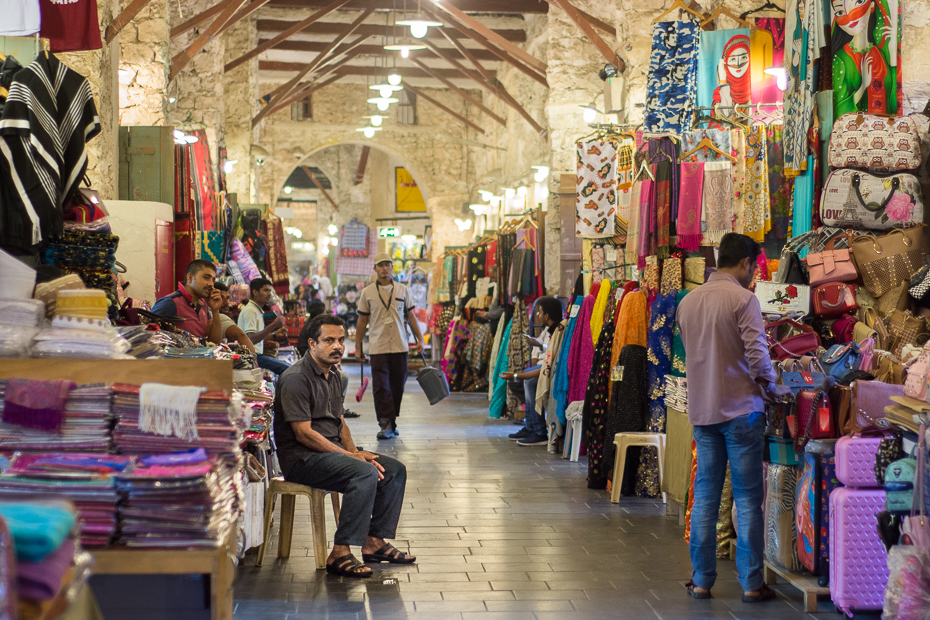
[677,162,705,251]
[730,129,747,234]
[743,126,771,242]
[767,124,792,239]
[625,182,642,266]
[2,378,74,431]
[784,0,823,176]
[644,20,700,133]
[702,161,732,245]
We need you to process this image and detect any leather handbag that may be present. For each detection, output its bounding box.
[766,319,821,361]
[832,314,858,343]
[908,259,930,307]
[850,226,928,298]
[756,282,811,316]
[821,342,861,381]
[829,384,854,435]
[858,337,876,371]
[828,112,922,171]
[873,352,908,385]
[821,169,924,230]
[813,282,858,317]
[876,282,912,317]
[903,343,930,401]
[850,379,906,433]
[806,238,858,287]
[778,359,828,396]
[886,309,929,357]
[794,390,835,451]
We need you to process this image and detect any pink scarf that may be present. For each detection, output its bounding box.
[638,177,655,270]
[677,162,705,252]
[2,378,74,432]
[567,295,597,404]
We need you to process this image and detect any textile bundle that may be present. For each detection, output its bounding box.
[1,378,73,432]
[138,383,206,443]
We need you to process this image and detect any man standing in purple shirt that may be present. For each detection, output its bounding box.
[676,233,790,603]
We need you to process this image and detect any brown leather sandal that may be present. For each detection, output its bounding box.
[685,580,712,599]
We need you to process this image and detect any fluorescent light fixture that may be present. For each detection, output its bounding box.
[388,74,403,86]
[401,234,418,243]
[327,224,338,235]
[291,242,303,249]
[284,186,293,194]
[532,165,550,183]
[397,14,443,39]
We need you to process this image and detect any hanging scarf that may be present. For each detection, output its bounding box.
[655,161,672,258]
[638,177,655,270]
[744,126,771,242]
[635,292,678,497]
[591,279,613,346]
[553,300,581,426]
[489,317,513,418]
[625,182,642,266]
[784,0,823,176]
[604,344,649,492]
[650,138,680,224]
[701,161,732,245]
[730,129,746,234]
[645,20,700,133]
[576,138,620,238]
[767,124,792,239]
[677,162,704,251]
[566,295,597,405]
[583,310,619,490]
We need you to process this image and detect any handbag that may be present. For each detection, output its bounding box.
[794,390,835,451]
[850,226,928,298]
[756,282,811,316]
[830,384,854,435]
[766,318,821,361]
[908,258,930,307]
[874,428,905,483]
[828,112,922,171]
[773,234,810,285]
[832,314,858,343]
[886,309,928,358]
[873,352,909,385]
[806,238,858,287]
[777,359,829,396]
[821,169,925,230]
[765,400,794,439]
[904,343,930,401]
[821,342,862,381]
[813,282,858,317]
[858,337,876,371]
[851,379,905,433]
[875,281,912,317]
[900,423,930,549]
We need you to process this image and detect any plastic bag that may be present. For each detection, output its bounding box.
[884,545,930,620]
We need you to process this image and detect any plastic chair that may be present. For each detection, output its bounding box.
[610,432,666,504]
[256,478,341,570]
[562,417,582,462]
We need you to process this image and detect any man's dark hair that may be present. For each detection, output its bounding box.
[717,233,760,270]
[212,281,228,292]
[249,277,273,295]
[536,296,564,324]
[307,300,327,318]
[306,314,345,342]
[185,259,216,279]
[283,300,299,312]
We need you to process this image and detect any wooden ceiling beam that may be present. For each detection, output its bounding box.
[437,27,494,82]
[170,0,249,81]
[259,62,495,80]
[258,39,503,62]
[302,166,338,208]
[261,70,347,120]
[105,0,155,43]
[171,0,271,39]
[256,20,527,42]
[405,85,485,135]
[264,36,367,99]
[355,146,370,185]
[545,0,624,72]
[225,0,353,72]
[264,0,548,12]
[254,8,374,126]
[431,0,546,74]
[409,58,505,127]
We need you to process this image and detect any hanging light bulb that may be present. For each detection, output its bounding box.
[396,13,442,39]
[478,190,493,202]
[531,165,550,183]
[384,38,426,57]
[327,224,338,236]
[364,127,375,138]
[580,103,599,124]
[284,186,293,194]
[388,74,402,86]
[368,96,399,111]
[370,115,383,127]
[371,83,403,98]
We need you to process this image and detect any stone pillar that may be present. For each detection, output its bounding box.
[118,0,169,126]
[223,17,260,200]
[59,0,120,199]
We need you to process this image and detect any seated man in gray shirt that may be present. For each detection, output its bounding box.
[273,314,414,577]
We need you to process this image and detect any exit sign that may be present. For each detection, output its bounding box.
[379,227,400,238]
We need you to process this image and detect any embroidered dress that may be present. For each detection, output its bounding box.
[576,138,619,238]
[677,162,705,251]
[671,290,690,377]
[644,20,700,133]
[767,125,792,239]
[506,299,531,418]
[701,162,733,245]
[635,292,678,497]
[743,126,771,242]
[583,310,618,490]
[604,344,648,490]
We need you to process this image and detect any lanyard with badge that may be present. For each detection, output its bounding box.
[377,282,395,326]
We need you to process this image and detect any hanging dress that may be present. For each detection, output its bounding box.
[566,294,597,405]
[552,300,582,427]
[583,309,619,490]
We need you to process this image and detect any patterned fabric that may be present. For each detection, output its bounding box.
[702,162,732,245]
[605,344,649,489]
[506,299,531,418]
[583,310,618,490]
[730,129,747,234]
[638,178,655,270]
[576,138,619,238]
[677,162,705,251]
[650,138,680,224]
[340,217,370,257]
[336,230,378,275]
[636,292,678,498]
[263,213,290,295]
[625,183,642,266]
[645,20,700,134]
[567,295,597,405]
[662,257,682,295]
[591,246,605,285]
[655,162,672,258]
[671,290,690,376]
[617,143,634,191]
[642,258,660,301]
[464,322,493,376]
[744,126,771,242]
[767,124,792,239]
[784,0,822,176]
[2,378,74,431]
[681,129,732,163]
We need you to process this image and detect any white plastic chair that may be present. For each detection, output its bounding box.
[610,432,666,504]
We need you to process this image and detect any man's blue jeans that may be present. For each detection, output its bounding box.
[690,412,765,593]
[257,354,291,376]
[521,366,545,436]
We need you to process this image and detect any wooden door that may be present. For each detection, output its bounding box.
[154,219,174,300]
[559,174,582,296]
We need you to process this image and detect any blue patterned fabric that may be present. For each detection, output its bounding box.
[552,301,581,426]
[644,20,701,134]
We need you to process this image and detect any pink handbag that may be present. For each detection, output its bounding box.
[851,379,905,433]
[904,345,930,401]
[806,238,857,287]
[857,337,875,371]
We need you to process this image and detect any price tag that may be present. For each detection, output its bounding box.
[570,305,579,318]
[801,372,813,384]
[605,247,618,262]
[818,407,832,433]
[383,316,394,325]
[611,365,624,382]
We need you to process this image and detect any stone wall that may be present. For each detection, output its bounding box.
[223,17,261,200]
[117,0,169,126]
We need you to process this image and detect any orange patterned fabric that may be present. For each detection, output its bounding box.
[605,290,649,410]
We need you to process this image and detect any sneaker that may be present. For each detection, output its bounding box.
[508,428,530,441]
[392,426,399,436]
[377,419,394,440]
[343,409,360,418]
[516,433,548,446]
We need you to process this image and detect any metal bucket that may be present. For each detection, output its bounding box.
[416,353,450,405]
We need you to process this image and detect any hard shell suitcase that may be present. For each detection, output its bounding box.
[835,433,889,487]
[819,451,841,587]
[764,462,801,573]
[796,449,822,574]
[829,487,889,616]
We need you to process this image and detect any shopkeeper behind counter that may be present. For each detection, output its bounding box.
[152,259,224,344]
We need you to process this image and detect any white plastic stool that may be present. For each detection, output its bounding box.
[610,432,666,504]
[562,416,582,462]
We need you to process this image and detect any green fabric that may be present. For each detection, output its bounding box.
[671,289,690,377]
[488,317,513,419]
[0,503,75,561]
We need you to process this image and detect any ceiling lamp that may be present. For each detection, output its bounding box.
[364,114,384,127]
[388,73,403,86]
[478,190,493,202]
[327,224,338,236]
[370,82,404,98]
[367,96,399,111]
[384,38,426,59]
[531,165,550,183]
[356,126,383,138]
[396,13,443,39]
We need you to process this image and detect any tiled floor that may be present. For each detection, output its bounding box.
[235,371,834,619]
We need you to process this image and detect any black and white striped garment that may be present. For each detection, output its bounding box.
[0,52,100,249]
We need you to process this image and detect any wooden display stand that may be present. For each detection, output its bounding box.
[0,358,236,620]
[763,561,830,613]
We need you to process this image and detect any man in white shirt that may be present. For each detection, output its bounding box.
[239,277,288,375]
[210,282,254,352]
[498,296,563,446]
[355,253,424,440]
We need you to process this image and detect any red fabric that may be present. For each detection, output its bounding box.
[722,34,751,105]
[39,0,102,53]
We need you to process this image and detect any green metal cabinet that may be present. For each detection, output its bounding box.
[118,126,175,205]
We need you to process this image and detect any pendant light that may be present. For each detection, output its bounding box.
[388,73,402,86]
[369,82,403,98]
[368,96,399,111]
[384,38,426,58]
[395,0,441,38]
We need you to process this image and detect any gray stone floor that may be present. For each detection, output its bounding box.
[235,370,835,619]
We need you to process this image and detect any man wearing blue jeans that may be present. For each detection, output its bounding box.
[239,277,289,376]
[677,233,790,603]
[500,297,563,446]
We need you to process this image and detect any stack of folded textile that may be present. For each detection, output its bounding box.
[664,375,688,413]
[114,450,239,548]
[41,229,120,322]
[31,290,130,359]
[0,382,113,452]
[0,299,44,357]
[0,453,129,547]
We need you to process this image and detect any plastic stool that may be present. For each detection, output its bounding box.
[256,478,341,569]
[562,417,582,462]
[610,432,666,504]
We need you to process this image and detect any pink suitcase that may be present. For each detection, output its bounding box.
[829,487,888,616]
[835,433,888,487]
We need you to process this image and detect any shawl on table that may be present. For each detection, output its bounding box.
[566,294,597,405]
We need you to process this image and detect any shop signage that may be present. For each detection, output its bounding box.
[379,227,401,238]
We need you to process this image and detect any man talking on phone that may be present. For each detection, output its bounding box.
[499,296,563,446]
[355,253,424,440]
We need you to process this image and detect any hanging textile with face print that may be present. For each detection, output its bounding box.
[698,29,751,115]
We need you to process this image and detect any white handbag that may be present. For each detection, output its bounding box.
[820,169,924,231]
[755,281,811,316]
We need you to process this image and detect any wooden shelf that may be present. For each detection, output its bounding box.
[763,560,829,613]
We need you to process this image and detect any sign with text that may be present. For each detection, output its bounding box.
[379,227,401,238]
